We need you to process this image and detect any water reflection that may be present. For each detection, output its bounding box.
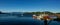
[0,15,60,25]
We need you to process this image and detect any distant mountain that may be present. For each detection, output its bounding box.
[31,11,54,15]
[11,12,25,14]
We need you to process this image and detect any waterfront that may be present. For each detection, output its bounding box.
[0,15,60,25]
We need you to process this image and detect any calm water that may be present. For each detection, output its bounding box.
[0,15,60,25]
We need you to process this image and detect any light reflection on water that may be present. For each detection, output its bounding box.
[0,16,60,25]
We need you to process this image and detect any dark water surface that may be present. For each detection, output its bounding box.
[0,16,60,25]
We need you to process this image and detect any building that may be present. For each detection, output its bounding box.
[33,14,57,20]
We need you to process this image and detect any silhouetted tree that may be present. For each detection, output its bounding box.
[0,11,2,14]
[56,13,60,14]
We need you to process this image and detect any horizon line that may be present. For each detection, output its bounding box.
[0,11,60,13]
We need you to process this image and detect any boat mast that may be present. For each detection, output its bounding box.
[21,8,23,16]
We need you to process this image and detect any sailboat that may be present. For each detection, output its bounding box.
[21,13,23,16]
[21,12,23,16]
[21,9,24,16]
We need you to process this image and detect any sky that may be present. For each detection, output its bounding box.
[0,0,60,13]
